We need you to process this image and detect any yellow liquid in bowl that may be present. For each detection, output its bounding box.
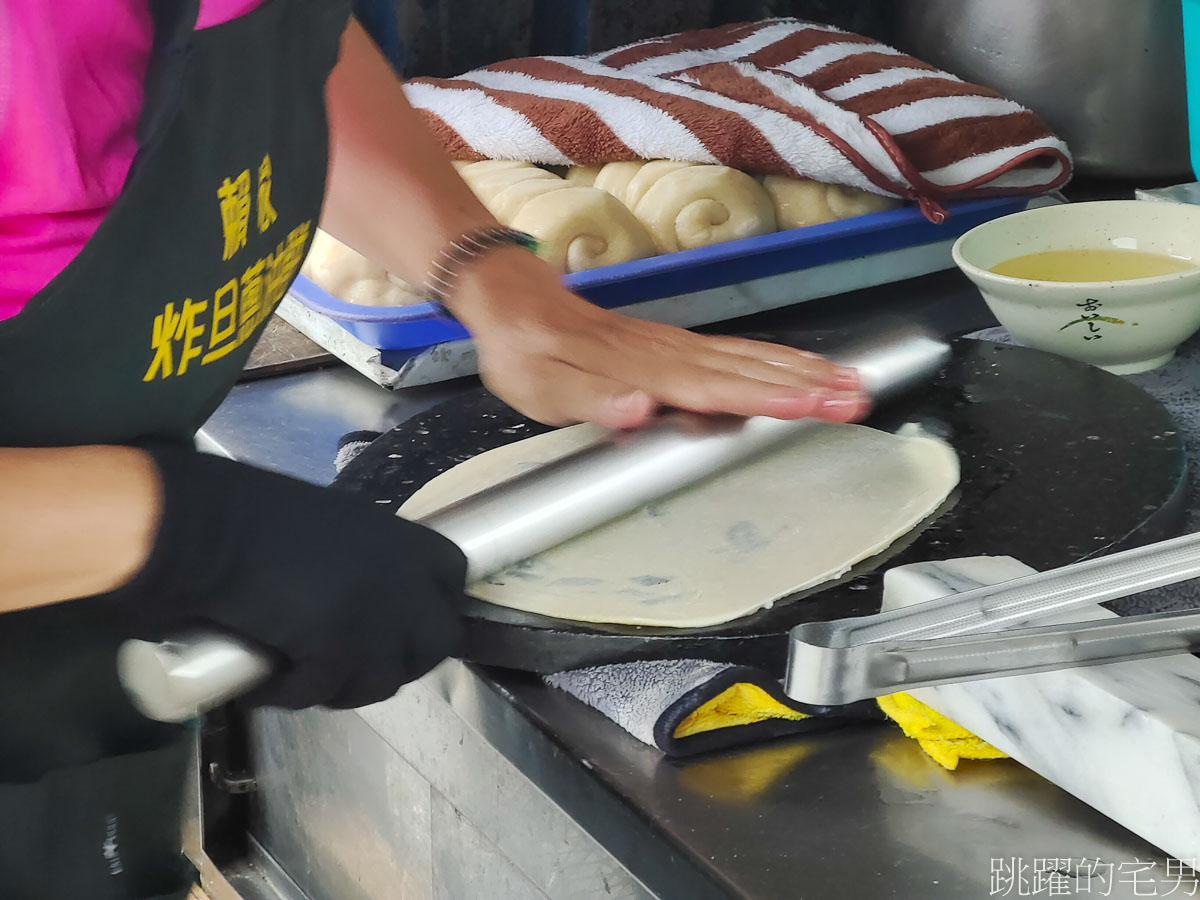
[989,248,1196,282]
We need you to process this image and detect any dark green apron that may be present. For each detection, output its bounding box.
[0,0,348,894]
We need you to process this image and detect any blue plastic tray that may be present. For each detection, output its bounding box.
[288,196,1029,350]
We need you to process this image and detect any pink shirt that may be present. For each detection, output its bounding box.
[0,1,265,320]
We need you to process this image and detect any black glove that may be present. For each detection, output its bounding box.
[104,442,467,710]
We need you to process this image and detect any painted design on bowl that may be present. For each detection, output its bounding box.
[1058,299,1139,341]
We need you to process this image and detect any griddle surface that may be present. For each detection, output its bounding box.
[335,340,1187,674]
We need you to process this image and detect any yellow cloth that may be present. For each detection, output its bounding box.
[665,679,1004,774]
[673,682,808,739]
[877,692,1007,770]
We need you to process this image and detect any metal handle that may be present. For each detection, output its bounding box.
[785,607,1200,706]
[121,326,951,723]
[797,531,1200,648]
[117,634,274,723]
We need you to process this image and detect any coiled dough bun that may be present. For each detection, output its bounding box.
[301,228,385,298]
[826,183,902,219]
[456,159,529,178]
[633,165,777,253]
[457,160,558,207]
[509,186,657,273]
[340,277,422,307]
[592,160,699,209]
[591,161,645,205]
[564,165,603,187]
[301,228,421,306]
[622,160,698,209]
[488,177,572,223]
[762,176,901,229]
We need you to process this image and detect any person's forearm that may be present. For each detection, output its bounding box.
[0,446,160,613]
[317,19,866,430]
[322,19,497,289]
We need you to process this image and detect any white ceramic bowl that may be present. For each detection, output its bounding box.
[952,200,1200,374]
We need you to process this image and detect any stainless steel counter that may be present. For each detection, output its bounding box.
[200,271,1181,900]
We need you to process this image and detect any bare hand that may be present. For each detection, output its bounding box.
[451,248,868,430]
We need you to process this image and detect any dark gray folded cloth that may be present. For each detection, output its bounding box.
[546,659,870,756]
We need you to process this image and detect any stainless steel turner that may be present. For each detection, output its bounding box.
[119,326,953,723]
[784,531,1200,706]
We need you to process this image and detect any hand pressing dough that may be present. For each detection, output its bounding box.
[762,176,901,230]
[634,165,777,253]
[400,422,959,628]
[510,186,657,273]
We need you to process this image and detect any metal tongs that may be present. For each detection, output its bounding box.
[784,532,1200,706]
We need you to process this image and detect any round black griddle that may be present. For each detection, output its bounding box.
[335,340,1188,676]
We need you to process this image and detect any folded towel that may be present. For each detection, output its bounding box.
[405,18,1072,219]
[546,659,871,756]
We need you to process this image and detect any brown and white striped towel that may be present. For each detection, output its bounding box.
[405,19,1071,221]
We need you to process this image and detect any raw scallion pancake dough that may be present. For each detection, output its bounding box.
[399,423,959,628]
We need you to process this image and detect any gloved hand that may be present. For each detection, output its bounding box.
[103,442,467,710]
